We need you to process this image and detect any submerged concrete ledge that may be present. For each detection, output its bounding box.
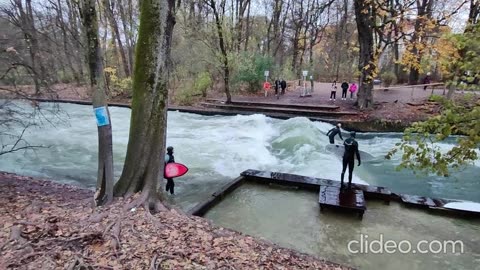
[187,176,245,216]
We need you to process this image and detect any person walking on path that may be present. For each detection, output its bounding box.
[263,81,271,97]
[310,76,314,93]
[327,123,343,144]
[280,79,287,95]
[423,72,431,90]
[164,146,176,195]
[341,132,361,190]
[341,81,349,100]
[330,80,337,101]
[349,82,357,100]
[274,78,281,99]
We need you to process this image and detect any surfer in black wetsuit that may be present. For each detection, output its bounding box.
[165,146,175,195]
[341,132,361,189]
[326,123,343,144]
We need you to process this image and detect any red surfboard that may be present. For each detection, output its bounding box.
[164,163,189,178]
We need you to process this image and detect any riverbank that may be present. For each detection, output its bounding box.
[2,83,445,132]
[0,172,352,269]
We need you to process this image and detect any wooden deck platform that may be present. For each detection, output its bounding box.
[319,186,366,219]
[241,169,392,202]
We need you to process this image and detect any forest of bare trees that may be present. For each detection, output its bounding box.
[0,0,476,108]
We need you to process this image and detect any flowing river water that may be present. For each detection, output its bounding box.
[1,101,479,269]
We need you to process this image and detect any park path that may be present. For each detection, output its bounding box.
[227,81,447,112]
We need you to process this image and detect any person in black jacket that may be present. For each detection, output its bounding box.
[326,123,343,144]
[274,78,281,99]
[280,79,287,95]
[341,81,349,100]
[341,132,361,189]
[165,146,175,195]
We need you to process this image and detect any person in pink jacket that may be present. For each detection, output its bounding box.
[349,83,357,100]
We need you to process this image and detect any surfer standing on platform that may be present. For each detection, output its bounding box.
[341,132,361,189]
[326,123,343,144]
[165,146,175,195]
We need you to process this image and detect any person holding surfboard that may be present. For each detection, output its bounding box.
[326,123,343,144]
[165,146,176,195]
[341,132,361,190]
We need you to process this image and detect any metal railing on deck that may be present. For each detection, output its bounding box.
[374,83,446,102]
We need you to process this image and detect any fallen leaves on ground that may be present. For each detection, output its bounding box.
[0,172,352,269]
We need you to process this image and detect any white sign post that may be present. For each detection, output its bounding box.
[301,70,308,97]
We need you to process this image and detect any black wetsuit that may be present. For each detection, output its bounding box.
[341,82,349,99]
[341,138,361,188]
[274,80,281,95]
[280,80,287,94]
[326,127,343,144]
[165,152,175,194]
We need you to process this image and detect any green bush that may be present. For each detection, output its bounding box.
[104,67,132,97]
[381,71,397,87]
[175,73,212,105]
[193,72,212,97]
[176,89,194,105]
[428,94,445,102]
[232,53,273,93]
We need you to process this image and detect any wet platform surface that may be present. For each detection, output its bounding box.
[319,186,366,218]
[399,194,455,208]
[241,169,392,202]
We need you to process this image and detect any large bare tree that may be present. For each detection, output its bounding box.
[114,0,176,210]
[206,0,232,103]
[354,0,375,109]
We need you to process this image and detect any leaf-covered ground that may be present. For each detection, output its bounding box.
[0,172,352,269]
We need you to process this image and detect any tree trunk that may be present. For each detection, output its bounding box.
[57,0,81,84]
[66,0,85,82]
[117,0,134,73]
[243,0,251,51]
[209,0,232,103]
[407,19,421,85]
[81,0,114,205]
[408,0,434,85]
[466,0,479,31]
[14,0,44,94]
[104,0,131,77]
[354,0,375,109]
[291,29,300,75]
[25,0,48,88]
[114,0,176,208]
[235,1,242,51]
[393,29,401,82]
[308,38,314,70]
